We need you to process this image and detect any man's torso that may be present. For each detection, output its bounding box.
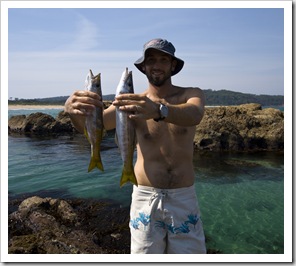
[134,87,197,189]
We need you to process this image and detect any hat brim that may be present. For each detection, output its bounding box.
[134,48,184,76]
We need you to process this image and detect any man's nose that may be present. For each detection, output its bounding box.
[152,60,162,69]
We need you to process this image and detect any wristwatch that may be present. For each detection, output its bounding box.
[154,103,168,122]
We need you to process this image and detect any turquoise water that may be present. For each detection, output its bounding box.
[194,152,284,254]
[8,108,284,254]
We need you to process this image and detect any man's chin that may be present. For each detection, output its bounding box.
[152,81,165,87]
[148,77,166,87]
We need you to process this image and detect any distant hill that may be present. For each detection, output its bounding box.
[203,89,283,106]
[8,90,283,107]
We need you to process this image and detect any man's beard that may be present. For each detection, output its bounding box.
[146,72,171,87]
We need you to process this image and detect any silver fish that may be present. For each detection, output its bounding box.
[84,69,104,172]
[115,68,137,187]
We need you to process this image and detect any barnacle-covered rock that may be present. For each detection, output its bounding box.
[194,104,284,151]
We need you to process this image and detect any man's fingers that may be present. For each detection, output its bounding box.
[72,90,103,108]
[113,99,145,107]
[119,105,141,112]
[74,90,102,100]
[115,93,145,101]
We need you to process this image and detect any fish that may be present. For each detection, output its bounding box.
[115,68,138,187]
[84,69,104,172]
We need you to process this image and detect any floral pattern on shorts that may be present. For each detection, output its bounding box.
[130,212,200,234]
[130,212,151,230]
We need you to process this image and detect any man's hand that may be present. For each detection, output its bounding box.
[113,93,160,120]
[64,90,103,116]
[64,90,103,133]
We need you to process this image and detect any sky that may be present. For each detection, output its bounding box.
[5,3,286,99]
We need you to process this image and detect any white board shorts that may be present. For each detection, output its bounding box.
[129,185,207,254]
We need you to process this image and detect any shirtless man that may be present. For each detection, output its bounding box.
[64,38,206,254]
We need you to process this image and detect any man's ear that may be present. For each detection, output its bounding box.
[142,64,146,73]
[171,59,177,72]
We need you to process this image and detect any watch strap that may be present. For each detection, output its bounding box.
[154,116,165,122]
[154,103,166,122]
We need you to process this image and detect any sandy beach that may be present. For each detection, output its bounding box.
[8,105,64,110]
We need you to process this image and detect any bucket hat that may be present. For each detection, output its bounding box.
[134,38,184,76]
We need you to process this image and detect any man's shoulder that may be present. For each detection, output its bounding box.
[174,85,202,91]
[174,86,204,97]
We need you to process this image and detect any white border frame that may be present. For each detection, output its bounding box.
[1,1,292,263]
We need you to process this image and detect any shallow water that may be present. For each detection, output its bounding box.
[193,152,284,253]
[7,108,284,254]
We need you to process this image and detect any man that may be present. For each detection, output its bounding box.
[64,38,206,254]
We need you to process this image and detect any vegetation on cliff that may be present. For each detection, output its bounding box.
[203,89,283,106]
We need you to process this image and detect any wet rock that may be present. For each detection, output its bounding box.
[194,104,284,151]
[8,102,112,136]
[55,199,77,224]
[9,196,131,254]
[19,196,48,211]
[55,111,78,133]
[7,115,26,133]
[8,103,283,151]
[8,112,77,135]
[23,112,56,134]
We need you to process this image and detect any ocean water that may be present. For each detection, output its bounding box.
[8,108,284,254]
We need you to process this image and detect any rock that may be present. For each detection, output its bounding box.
[8,103,284,151]
[19,196,47,210]
[194,104,284,151]
[9,196,131,254]
[55,111,78,133]
[103,101,112,109]
[8,112,77,135]
[24,112,56,133]
[56,199,77,223]
[7,115,26,132]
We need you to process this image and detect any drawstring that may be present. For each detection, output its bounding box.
[149,190,168,206]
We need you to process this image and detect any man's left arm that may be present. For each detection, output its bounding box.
[162,95,205,126]
[113,88,205,126]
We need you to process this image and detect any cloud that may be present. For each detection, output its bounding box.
[8,12,142,98]
[58,14,102,52]
[8,49,144,98]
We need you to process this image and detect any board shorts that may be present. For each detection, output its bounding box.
[129,185,207,254]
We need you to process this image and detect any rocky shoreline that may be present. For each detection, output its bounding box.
[194,103,284,151]
[8,194,131,254]
[8,103,284,152]
[8,194,220,254]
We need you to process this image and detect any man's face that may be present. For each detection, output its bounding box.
[142,49,177,87]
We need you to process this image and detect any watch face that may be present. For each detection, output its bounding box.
[160,104,168,118]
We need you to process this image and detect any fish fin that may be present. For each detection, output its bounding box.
[84,128,90,143]
[88,155,104,172]
[84,127,104,143]
[120,165,137,187]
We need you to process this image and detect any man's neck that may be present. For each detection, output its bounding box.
[147,81,175,99]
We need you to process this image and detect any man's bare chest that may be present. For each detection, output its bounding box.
[135,120,193,144]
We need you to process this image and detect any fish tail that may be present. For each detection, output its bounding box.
[120,165,137,187]
[88,154,104,172]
